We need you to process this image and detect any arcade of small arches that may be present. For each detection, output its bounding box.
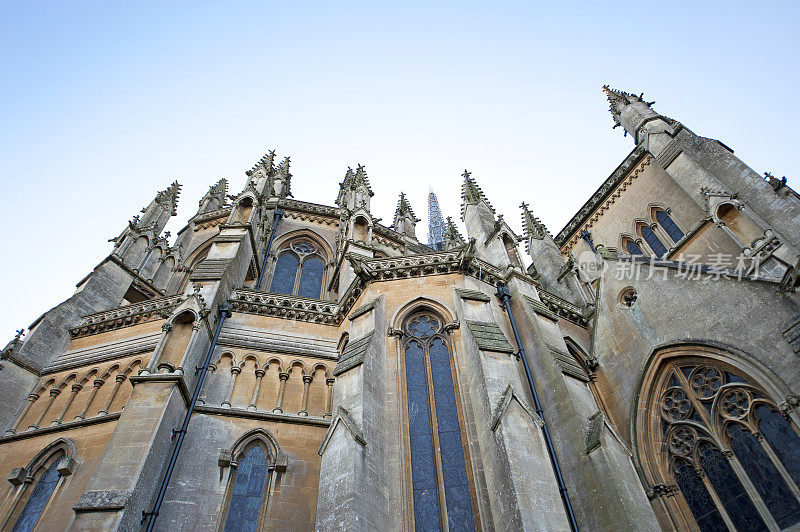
[199,353,334,418]
[620,206,685,258]
[3,359,143,436]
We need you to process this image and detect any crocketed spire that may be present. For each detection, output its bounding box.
[460,170,495,220]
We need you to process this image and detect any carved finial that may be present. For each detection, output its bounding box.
[520,202,551,248]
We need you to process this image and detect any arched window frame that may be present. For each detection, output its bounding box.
[268,235,329,299]
[2,438,76,531]
[621,235,644,256]
[218,429,287,532]
[636,221,669,258]
[634,343,800,531]
[651,207,685,245]
[395,304,479,531]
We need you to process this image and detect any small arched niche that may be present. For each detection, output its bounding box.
[158,311,196,372]
[502,233,523,268]
[233,196,255,224]
[352,215,370,243]
[716,203,765,247]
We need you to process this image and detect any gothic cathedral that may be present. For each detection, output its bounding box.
[1,88,799,531]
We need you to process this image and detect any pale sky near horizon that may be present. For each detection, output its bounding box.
[1,2,798,341]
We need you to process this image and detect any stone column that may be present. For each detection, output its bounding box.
[98,375,126,415]
[221,366,241,408]
[5,393,38,434]
[324,378,335,418]
[52,384,83,425]
[298,375,312,416]
[30,388,59,429]
[273,372,289,413]
[248,369,265,410]
[75,379,105,421]
[198,363,216,405]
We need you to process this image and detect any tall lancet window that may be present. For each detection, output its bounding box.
[268,237,326,298]
[403,311,476,531]
[654,209,684,243]
[639,224,668,258]
[12,451,64,532]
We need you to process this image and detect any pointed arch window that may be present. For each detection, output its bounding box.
[269,238,326,298]
[622,237,643,255]
[11,451,64,532]
[654,209,685,243]
[220,434,283,532]
[646,358,800,530]
[402,311,476,531]
[639,225,668,258]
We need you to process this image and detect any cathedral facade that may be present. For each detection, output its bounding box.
[1,88,799,531]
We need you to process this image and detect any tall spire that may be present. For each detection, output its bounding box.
[154,181,181,217]
[392,192,420,238]
[602,85,661,142]
[460,170,495,220]
[272,156,292,198]
[197,178,228,214]
[520,202,551,248]
[444,216,465,250]
[427,189,446,250]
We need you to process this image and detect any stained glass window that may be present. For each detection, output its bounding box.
[269,252,299,295]
[652,360,800,531]
[298,256,324,299]
[655,210,684,243]
[403,312,476,531]
[640,225,668,257]
[623,238,643,255]
[12,452,63,532]
[269,238,326,298]
[223,445,270,532]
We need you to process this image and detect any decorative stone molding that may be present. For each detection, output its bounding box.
[523,296,559,322]
[465,321,515,354]
[537,290,589,326]
[655,138,683,169]
[348,301,375,321]
[7,467,26,485]
[74,489,131,512]
[229,289,342,325]
[189,258,231,281]
[317,406,366,456]
[556,146,649,248]
[69,295,184,338]
[333,332,374,376]
[456,288,491,302]
[490,384,543,432]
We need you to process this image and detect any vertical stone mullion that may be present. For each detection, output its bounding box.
[695,466,737,531]
[723,450,781,530]
[424,343,449,531]
[754,432,800,503]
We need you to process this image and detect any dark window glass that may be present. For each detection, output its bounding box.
[269,252,299,295]
[408,315,438,338]
[728,424,800,528]
[756,405,800,486]
[656,210,685,243]
[404,340,440,530]
[673,459,727,532]
[297,257,324,299]
[698,442,767,531]
[12,453,63,532]
[224,445,270,532]
[624,238,643,255]
[429,338,475,531]
[641,226,668,257]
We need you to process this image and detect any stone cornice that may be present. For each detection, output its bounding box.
[278,198,341,219]
[555,145,648,248]
[0,412,121,443]
[195,405,331,427]
[229,290,343,325]
[192,206,232,225]
[537,290,589,326]
[69,295,184,338]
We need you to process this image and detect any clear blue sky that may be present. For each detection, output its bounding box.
[1,2,798,340]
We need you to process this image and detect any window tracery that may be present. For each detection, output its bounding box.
[649,358,800,530]
[654,208,685,243]
[402,311,476,531]
[640,224,668,258]
[269,237,326,299]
